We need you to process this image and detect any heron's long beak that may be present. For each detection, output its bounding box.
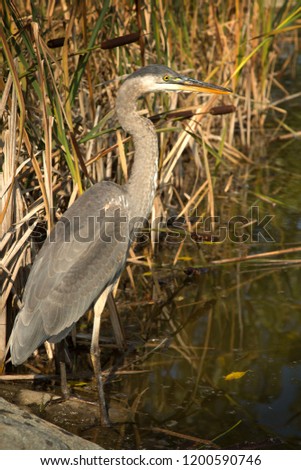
[172,77,232,95]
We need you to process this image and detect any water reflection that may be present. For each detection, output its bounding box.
[255,363,301,441]
[111,256,301,448]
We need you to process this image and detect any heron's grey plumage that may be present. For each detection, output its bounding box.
[10,182,130,365]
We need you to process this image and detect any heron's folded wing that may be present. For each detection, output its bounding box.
[10,181,130,364]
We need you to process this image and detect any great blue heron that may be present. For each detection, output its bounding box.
[9,64,231,424]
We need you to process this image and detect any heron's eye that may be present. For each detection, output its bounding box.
[163,74,169,82]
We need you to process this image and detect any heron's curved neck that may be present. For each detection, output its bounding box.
[116,81,158,220]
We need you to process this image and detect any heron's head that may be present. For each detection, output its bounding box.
[124,64,232,96]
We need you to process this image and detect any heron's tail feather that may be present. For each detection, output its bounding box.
[10,308,48,366]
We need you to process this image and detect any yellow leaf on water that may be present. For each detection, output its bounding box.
[224,371,249,381]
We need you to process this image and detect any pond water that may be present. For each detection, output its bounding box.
[1,59,300,450]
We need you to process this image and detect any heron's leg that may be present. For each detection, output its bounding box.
[55,342,70,399]
[60,361,69,399]
[91,286,111,427]
[107,292,126,350]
